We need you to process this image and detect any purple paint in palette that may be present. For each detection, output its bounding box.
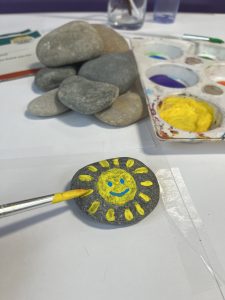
[149,74,186,88]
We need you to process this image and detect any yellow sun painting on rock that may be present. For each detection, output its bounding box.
[71,157,160,225]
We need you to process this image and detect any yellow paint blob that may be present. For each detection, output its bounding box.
[139,192,150,202]
[87,165,98,172]
[113,158,119,167]
[126,159,134,168]
[106,208,115,222]
[124,209,134,221]
[79,175,93,182]
[158,96,214,132]
[99,160,110,168]
[141,181,153,187]
[88,201,100,214]
[134,202,145,216]
[133,167,148,174]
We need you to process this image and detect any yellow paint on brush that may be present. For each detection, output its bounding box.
[126,159,134,168]
[134,203,145,216]
[158,96,214,132]
[78,175,93,181]
[99,160,110,168]
[139,192,150,202]
[133,167,148,174]
[141,181,153,187]
[124,209,134,221]
[106,208,115,222]
[81,189,94,197]
[88,201,100,214]
[52,189,88,204]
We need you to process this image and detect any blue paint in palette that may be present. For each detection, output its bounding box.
[145,51,167,60]
[149,55,167,60]
[149,74,186,88]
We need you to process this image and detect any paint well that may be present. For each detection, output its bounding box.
[158,96,215,132]
[146,64,199,88]
[150,74,186,88]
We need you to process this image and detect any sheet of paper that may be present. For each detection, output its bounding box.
[0,30,43,81]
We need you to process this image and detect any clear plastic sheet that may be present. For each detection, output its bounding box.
[158,167,225,299]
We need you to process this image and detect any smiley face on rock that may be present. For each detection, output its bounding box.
[71,157,160,225]
[97,168,137,205]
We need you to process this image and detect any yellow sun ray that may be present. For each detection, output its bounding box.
[106,208,115,222]
[124,208,134,221]
[139,192,151,202]
[134,202,145,215]
[81,189,94,197]
[78,175,93,181]
[126,159,134,168]
[133,167,149,174]
[113,158,119,167]
[140,181,153,187]
[88,201,100,214]
[99,160,110,168]
[87,165,98,172]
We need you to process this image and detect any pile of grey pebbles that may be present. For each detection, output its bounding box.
[27,21,148,126]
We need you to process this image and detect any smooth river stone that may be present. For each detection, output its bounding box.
[58,76,119,115]
[95,91,147,126]
[71,157,160,226]
[27,89,69,117]
[92,24,129,54]
[78,52,138,94]
[36,21,104,67]
[34,66,77,91]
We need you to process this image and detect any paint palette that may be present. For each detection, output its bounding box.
[131,37,225,141]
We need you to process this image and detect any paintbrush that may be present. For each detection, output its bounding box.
[0,189,90,218]
[111,0,140,17]
[122,31,224,44]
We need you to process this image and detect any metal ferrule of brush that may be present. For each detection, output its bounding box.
[0,195,54,218]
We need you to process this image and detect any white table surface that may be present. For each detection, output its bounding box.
[0,12,225,300]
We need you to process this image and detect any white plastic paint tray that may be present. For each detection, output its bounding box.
[131,37,225,141]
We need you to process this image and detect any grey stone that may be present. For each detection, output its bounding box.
[36,21,104,67]
[130,78,149,119]
[95,78,148,126]
[78,51,138,94]
[58,76,119,114]
[71,157,160,226]
[95,91,147,126]
[27,89,69,117]
[34,66,77,91]
[92,24,129,54]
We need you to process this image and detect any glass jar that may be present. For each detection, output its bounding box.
[107,0,147,30]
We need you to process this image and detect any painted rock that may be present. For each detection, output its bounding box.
[78,52,138,94]
[36,21,104,67]
[92,24,129,54]
[34,66,77,91]
[27,89,69,117]
[58,75,119,114]
[71,157,160,225]
[95,91,147,126]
